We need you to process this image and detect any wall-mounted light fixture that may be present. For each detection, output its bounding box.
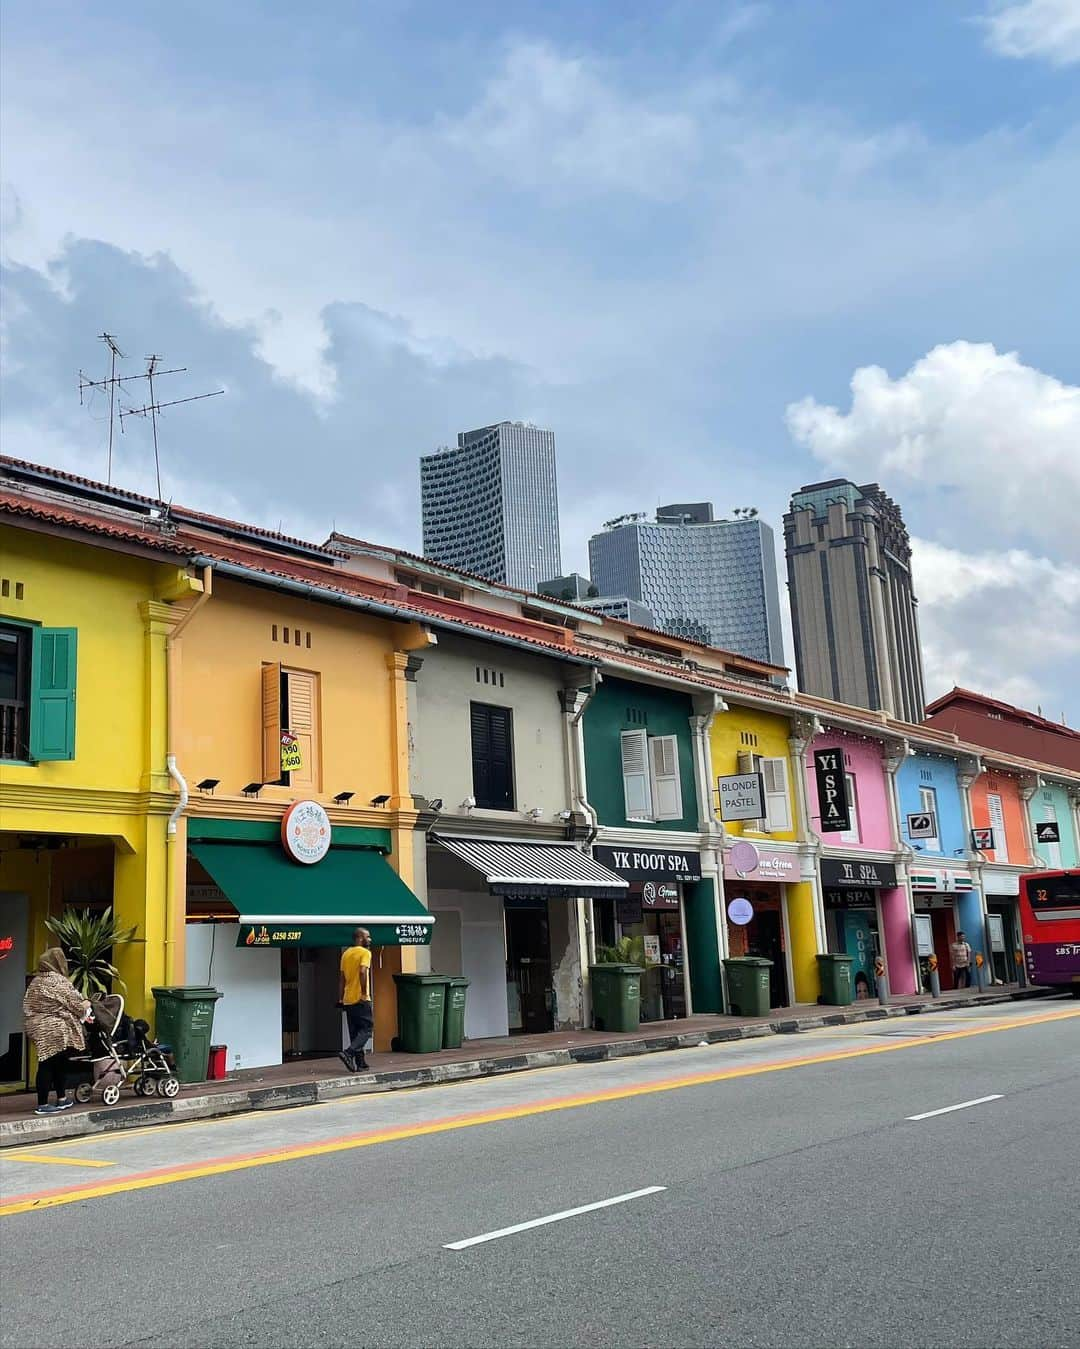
[369,794,391,807]
[196,779,220,795]
[241,782,264,798]
[555,809,573,822]
[428,798,444,812]
[333,791,355,805]
[460,796,476,811]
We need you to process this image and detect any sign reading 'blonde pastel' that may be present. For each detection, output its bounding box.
[281,799,331,865]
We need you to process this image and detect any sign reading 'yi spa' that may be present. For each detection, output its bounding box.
[813,748,851,833]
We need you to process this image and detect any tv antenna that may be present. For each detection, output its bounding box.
[78,335,224,496]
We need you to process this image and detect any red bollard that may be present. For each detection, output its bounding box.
[207,1044,228,1080]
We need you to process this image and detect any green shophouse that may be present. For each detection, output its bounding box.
[582,674,724,1019]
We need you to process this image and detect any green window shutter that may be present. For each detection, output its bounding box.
[29,627,77,761]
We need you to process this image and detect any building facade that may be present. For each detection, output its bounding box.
[587,505,785,666]
[785,480,926,721]
[420,422,562,590]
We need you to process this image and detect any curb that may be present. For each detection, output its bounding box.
[0,986,1060,1148]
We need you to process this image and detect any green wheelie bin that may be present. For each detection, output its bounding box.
[392,973,448,1053]
[151,986,222,1083]
[589,964,642,1033]
[723,957,772,1017]
[442,976,470,1049]
[816,952,855,1006]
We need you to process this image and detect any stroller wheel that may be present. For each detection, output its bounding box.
[134,1076,153,1097]
[159,1075,180,1099]
[74,1082,93,1104]
[102,1083,121,1106]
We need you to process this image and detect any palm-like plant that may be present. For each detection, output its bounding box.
[596,935,647,967]
[44,907,139,996]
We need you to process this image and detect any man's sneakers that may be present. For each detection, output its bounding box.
[34,1103,58,1115]
[55,1097,75,1111]
[34,1097,76,1115]
[338,1051,357,1073]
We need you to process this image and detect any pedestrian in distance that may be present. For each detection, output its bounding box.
[23,947,92,1115]
[951,931,974,989]
[338,927,373,1073]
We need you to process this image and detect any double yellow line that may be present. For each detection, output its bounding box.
[3,1007,1077,1218]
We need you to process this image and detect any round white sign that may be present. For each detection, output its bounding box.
[727,897,754,926]
[281,799,332,865]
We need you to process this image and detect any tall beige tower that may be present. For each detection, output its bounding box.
[784,480,925,721]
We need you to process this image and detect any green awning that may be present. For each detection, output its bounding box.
[190,841,433,947]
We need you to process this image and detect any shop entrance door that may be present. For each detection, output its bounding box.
[750,908,789,1009]
[505,903,552,1034]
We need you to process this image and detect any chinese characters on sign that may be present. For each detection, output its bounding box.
[280,799,331,865]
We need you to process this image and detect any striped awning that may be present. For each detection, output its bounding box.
[433,835,629,900]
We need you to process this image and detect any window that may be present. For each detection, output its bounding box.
[838,773,861,844]
[470,703,514,810]
[262,662,321,790]
[0,623,77,763]
[917,786,940,851]
[736,751,790,832]
[986,792,1008,863]
[1041,803,1062,868]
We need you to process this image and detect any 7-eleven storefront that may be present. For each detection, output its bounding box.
[183,810,432,1069]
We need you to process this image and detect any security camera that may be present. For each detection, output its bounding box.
[460,796,476,810]
[525,806,543,820]
[555,809,573,821]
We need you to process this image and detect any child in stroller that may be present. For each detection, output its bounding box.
[71,994,179,1106]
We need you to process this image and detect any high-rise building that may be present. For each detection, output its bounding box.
[784,479,925,721]
[587,504,785,666]
[420,422,561,590]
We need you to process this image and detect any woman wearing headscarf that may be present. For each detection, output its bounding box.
[23,948,92,1115]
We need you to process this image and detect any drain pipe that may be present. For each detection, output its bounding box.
[164,566,213,981]
[564,669,602,1013]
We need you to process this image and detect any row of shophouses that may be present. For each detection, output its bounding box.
[2,455,1079,1077]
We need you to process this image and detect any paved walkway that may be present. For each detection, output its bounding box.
[0,983,1049,1146]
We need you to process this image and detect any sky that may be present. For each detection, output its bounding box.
[2,0,1078,721]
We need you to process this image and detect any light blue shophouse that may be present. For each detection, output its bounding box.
[897,750,987,981]
[1029,779,1079,870]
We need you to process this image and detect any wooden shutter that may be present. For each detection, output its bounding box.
[620,728,653,821]
[471,703,514,809]
[261,662,282,783]
[736,749,763,827]
[29,627,77,761]
[284,669,320,791]
[986,792,1008,863]
[761,757,791,832]
[649,735,683,821]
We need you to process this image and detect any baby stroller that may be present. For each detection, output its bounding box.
[72,994,180,1106]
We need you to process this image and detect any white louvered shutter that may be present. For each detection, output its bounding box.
[986,792,1008,863]
[761,757,791,833]
[649,735,683,821]
[620,729,654,821]
[1042,803,1062,867]
[737,750,764,827]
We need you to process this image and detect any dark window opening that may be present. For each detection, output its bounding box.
[0,623,30,761]
[470,702,514,810]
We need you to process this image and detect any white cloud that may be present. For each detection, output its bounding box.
[983,0,1080,66]
[442,41,706,197]
[785,342,1080,559]
[912,538,1080,712]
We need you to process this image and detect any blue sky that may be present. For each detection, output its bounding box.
[2,0,1078,718]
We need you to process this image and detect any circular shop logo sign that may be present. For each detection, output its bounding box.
[727,897,755,926]
[729,840,760,878]
[281,799,332,865]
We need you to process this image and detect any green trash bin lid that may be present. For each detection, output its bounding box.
[393,973,451,985]
[151,986,223,1000]
[589,964,643,975]
[723,957,773,968]
[445,976,470,987]
[816,953,854,964]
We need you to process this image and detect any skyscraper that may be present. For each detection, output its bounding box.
[784,479,925,721]
[420,422,561,590]
[587,504,785,666]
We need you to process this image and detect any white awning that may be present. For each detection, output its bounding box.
[433,835,629,900]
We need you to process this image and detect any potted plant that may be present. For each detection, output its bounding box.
[596,935,647,967]
[45,906,139,997]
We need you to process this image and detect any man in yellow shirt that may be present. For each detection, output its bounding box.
[338,927,372,1072]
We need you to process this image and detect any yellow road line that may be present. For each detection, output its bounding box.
[4,1154,115,1168]
[2,1006,1076,1219]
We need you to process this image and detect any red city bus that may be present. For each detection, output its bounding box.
[1019,869,1080,995]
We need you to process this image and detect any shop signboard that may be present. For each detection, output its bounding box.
[724,841,798,883]
[641,881,680,910]
[593,846,702,882]
[1035,820,1061,845]
[715,772,764,822]
[813,748,851,833]
[280,731,303,775]
[820,858,897,890]
[237,921,432,948]
[823,888,877,910]
[907,812,937,840]
[727,897,754,925]
[909,869,974,893]
[971,827,995,852]
[281,799,331,865]
[914,912,935,957]
[982,869,1020,897]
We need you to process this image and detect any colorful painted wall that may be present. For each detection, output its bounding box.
[896,753,966,858]
[805,730,893,850]
[1029,781,1079,868]
[711,703,797,841]
[970,769,1030,866]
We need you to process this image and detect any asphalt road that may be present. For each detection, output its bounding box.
[2,1000,1078,1349]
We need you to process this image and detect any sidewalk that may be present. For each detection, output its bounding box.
[0,984,1056,1147]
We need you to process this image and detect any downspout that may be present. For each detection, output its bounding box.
[564,669,602,1009]
[164,566,213,981]
[688,692,726,1017]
